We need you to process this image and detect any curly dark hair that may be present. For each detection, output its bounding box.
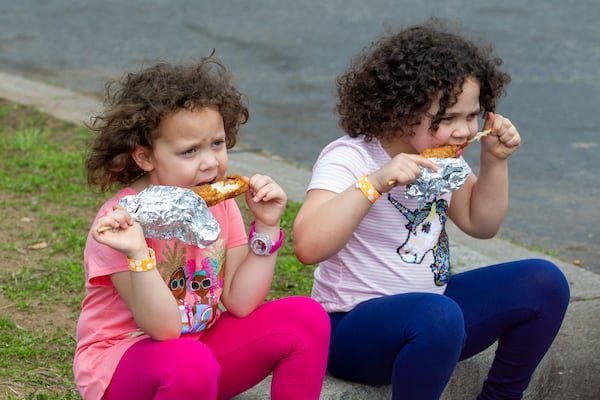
[85,54,249,191]
[336,18,511,141]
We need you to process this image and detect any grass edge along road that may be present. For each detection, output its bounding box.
[0,99,316,399]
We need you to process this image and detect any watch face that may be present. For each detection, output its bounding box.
[250,233,272,255]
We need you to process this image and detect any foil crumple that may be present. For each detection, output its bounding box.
[118,185,220,247]
[405,157,471,208]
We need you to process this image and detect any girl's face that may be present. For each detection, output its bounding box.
[134,106,228,189]
[409,77,482,154]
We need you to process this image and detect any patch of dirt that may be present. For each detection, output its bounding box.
[0,99,89,333]
[0,193,80,333]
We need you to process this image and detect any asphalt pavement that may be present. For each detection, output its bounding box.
[0,0,598,272]
[0,69,598,400]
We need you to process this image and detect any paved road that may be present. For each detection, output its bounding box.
[1,0,598,272]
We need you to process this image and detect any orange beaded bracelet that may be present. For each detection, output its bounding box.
[355,175,381,203]
[127,248,156,272]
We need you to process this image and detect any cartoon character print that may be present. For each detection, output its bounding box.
[185,241,224,332]
[158,242,195,330]
[156,240,226,333]
[190,266,213,304]
[387,193,450,286]
[181,262,213,333]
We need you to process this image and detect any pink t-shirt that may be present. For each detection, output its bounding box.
[308,136,454,313]
[73,187,247,399]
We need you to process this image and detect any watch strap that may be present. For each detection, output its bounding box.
[249,220,284,254]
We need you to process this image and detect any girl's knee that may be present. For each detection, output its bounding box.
[268,296,331,340]
[524,259,570,305]
[422,296,466,344]
[169,339,220,386]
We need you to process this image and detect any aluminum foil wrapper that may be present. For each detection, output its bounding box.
[405,157,471,208]
[118,185,220,247]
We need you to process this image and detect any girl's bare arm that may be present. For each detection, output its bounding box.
[93,206,181,339]
[449,113,520,238]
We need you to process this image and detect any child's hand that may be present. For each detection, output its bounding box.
[369,154,439,193]
[481,112,521,160]
[245,174,287,227]
[92,205,147,259]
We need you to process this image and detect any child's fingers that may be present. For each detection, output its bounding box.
[376,154,433,190]
[112,205,133,224]
[483,111,496,130]
[414,155,441,172]
[248,175,282,202]
[498,128,521,148]
[253,184,286,204]
[95,206,134,233]
[489,114,521,147]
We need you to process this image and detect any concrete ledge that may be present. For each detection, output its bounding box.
[234,345,545,399]
[235,297,599,400]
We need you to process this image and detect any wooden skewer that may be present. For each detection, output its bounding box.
[96,225,117,233]
[466,128,493,144]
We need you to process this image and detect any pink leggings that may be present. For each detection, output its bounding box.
[103,296,330,400]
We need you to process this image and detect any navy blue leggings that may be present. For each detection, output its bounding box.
[327,259,569,400]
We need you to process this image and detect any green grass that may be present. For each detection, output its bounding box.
[0,99,316,399]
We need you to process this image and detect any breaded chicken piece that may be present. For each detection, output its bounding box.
[420,144,462,158]
[192,175,249,207]
[420,129,493,158]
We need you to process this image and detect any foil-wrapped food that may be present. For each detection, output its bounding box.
[405,157,471,208]
[117,185,221,247]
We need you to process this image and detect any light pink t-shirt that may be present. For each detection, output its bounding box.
[308,136,454,313]
[73,187,247,400]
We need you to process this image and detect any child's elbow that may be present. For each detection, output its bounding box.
[469,225,500,240]
[293,220,313,264]
[138,315,181,341]
[150,328,181,341]
[478,231,499,240]
[224,302,259,319]
[294,240,316,265]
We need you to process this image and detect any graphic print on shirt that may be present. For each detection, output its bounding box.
[185,240,226,332]
[158,240,225,333]
[387,194,450,286]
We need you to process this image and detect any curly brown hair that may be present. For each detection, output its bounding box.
[336,18,511,142]
[85,54,249,191]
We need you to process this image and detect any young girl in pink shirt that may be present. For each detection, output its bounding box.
[74,56,330,400]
